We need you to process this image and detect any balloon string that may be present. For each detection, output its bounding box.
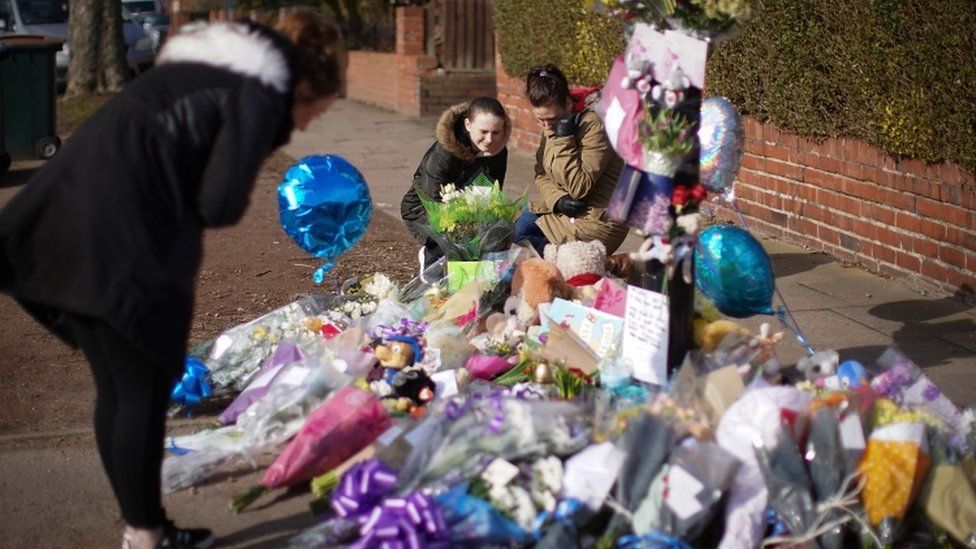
[728,200,816,356]
[776,303,816,356]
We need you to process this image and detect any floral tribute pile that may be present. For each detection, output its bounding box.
[160,4,976,547]
[164,245,976,548]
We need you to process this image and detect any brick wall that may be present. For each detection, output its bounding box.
[419,73,497,116]
[346,51,400,111]
[496,63,540,153]
[724,119,976,299]
[494,60,976,299]
[344,6,496,118]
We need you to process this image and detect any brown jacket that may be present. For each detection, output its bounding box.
[529,109,628,253]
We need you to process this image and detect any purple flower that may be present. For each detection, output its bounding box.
[922,383,941,401]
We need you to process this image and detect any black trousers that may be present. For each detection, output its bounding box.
[68,315,177,528]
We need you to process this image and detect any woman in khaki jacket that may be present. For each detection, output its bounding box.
[513,64,628,253]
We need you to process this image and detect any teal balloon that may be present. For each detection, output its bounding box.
[695,225,775,318]
[278,155,372,283]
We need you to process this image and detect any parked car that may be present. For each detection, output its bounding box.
[121,0,168,53]
[0,0,156,88]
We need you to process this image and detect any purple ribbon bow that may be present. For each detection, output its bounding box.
[331,460,449,548]
[352,492,448,549]
[373,318,429,340]
[332,460,399,519]
[443,388,507,433]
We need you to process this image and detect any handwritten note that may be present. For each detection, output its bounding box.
[623,285,669,385]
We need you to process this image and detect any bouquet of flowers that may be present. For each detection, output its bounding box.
[190,295,338,393]
[414,175,526,261]
[588,0,751,41]
[332,272,398,321]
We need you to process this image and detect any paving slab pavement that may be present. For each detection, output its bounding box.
[1,99,972,547]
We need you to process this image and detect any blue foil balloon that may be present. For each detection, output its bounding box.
[278,155,372,283]
[695,225,775,318]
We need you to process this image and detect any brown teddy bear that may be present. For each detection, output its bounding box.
[504,258,572,326]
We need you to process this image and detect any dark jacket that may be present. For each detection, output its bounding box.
[0,21,296,372]
[400,102,509,242]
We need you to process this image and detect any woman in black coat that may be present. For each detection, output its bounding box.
[0,11,343,549]
[400,96,510,265]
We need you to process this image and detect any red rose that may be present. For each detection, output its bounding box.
[672,185,691,206]
[691,184,708,202]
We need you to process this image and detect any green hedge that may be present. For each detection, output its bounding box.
[495,0,976,174]
[707,0,976,173]
[494,0,624,87]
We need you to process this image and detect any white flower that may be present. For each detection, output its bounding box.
[961,408,976,433]
[488,484,515,510]
[462,185,494,207]
[370,379,393,397]
[503,401,537,447]
[362,273,396,299]
[530,456,563,512]
[544,416,576,454]
[532,456,563,495]
[676,213,701,235]
[440,183,462,203]
[509,486,538,530]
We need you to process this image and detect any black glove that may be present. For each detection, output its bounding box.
[554,195,588,217]
[553,112,578,138]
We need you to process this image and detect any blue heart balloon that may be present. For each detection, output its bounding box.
[278,155,372,283]
[694,225,775,318]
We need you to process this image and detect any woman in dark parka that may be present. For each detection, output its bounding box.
[0,11,343,549]
[400,96,510,265]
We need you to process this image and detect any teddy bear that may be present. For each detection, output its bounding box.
[504,258,572,326]
[543,240,607,287]
[796,349,839,383]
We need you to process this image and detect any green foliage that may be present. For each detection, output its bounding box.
[494,0,624,86]
[707,0,976,173]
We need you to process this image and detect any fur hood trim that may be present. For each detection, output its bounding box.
[157,21,291,94]
[435,102,512,163]
[436,102,477,163]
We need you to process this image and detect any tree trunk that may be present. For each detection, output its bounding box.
[66,0,129,96]
[98,0,129,91]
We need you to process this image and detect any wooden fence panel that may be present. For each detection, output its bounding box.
[431,0,494,70]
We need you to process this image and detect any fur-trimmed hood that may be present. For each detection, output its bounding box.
[157,21,293,94]
[435,102,511,163]
[435,103,477,163]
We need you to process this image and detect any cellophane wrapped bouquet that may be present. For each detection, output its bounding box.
[189,295,339,393]
[414,174,526,261]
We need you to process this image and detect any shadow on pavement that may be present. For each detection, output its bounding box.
[0,166,38,189]
[770,252,833,278]
[216,510,318,548]
[839,285,976,369]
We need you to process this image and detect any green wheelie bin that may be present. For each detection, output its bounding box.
[0,35,63,173]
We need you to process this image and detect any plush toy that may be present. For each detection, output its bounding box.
[390,369,435,405]
[606,253,637,282]
[373,335,423,394]
[544,240,607,287]
[796,349,839,382]
[504,258,572,326]
[696,319,751,352]
[837,359,869,388]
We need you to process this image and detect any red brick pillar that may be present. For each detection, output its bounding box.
[396,6,426,56]
[394,5,436,117]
